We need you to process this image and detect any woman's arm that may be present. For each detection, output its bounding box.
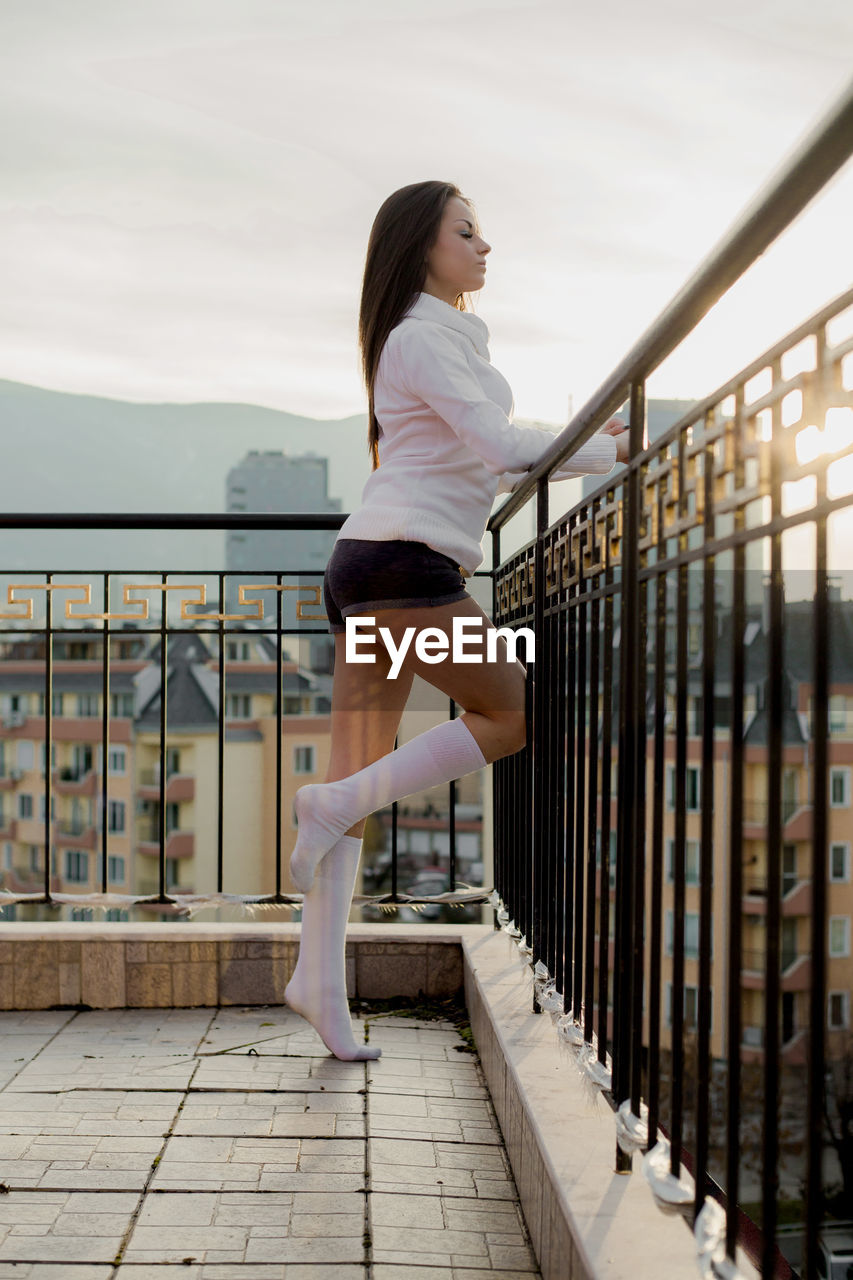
[495,420,629,493]
[390,322,600,476]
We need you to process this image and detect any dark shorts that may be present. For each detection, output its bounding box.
[323,538,472,634]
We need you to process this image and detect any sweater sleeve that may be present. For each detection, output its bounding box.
[390,323,576,475]
[495,430,619,494]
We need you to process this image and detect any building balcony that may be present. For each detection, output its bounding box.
[137,829,195,860]
[52,767,98,796]
[137,769,195,803]
[54,823,97,850]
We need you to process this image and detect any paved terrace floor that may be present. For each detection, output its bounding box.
[0,1005,542,1280]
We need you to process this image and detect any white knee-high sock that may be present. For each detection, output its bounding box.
[290,717,487,893]
[284,834,379,1062]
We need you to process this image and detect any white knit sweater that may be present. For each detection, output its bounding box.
[336,291,618,573]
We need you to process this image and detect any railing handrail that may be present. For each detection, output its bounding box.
[488,74,853,531]
[0,513,349,530]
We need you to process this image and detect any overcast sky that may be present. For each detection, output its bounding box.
[1,0,852,425]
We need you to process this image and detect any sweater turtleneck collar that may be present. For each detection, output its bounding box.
[404,291,490,359]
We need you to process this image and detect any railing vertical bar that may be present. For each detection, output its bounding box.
[217,574,226,895]
[563,519,578,1014]
[554,587,568,999]
[694,415,717,1217]
[573,577,588,1020]
[531,480,548,984]
[100,573,110,894]
[449,698,457,894]
[540,578,554,979]
[613,546,629,1120]
[491,530,503,916]
[803,328,829,1280]
[648,557,668,1146]
[725,387,746,1260]
[671,441,689,1173]
[157,573,168,900]
[762,365,785,1277]
[584,572,601,1041]
[43,573,53,901]
[629,381,648,1116]
[597,512,616,1064]
[275,573,283,898]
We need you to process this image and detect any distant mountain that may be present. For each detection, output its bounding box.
[0,379,373,571]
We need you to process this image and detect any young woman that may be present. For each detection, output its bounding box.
[284,181,631,1059]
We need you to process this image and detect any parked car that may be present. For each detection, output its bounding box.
[818,1225,853,1279]
[396,870,482,924]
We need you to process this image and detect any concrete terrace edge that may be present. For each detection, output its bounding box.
[0,921,490,1009]
[462,928,747,1280]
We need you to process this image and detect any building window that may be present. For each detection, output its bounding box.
[110,693,134,718]
[665,910,711,959]
[226,694,251,720]
[665,982,711,1032]
[65,850,89,883]
[830,844,850,882]
[830,768,850,808]
[108,856,125,883]
[165,858,180,889]
[283,695,302,716]
[293,745,316,775]
[3,843,12,870]
[828,991,850,1030]
[227,641,251,661]
[36,693,65,717]
[829,916,850,957]
[667,765,701,811]
[17,741,34,772]
[830,695,847,734]
[666,839,701,885]
[108,748,127,776]
[782,844,798,895]
[18,794,33,819]
[782,770,798,823]
[29,845,40,874]
[77,695,99,718]
[166,748,181,777]
[38,795,56,822]
[108,801,126,834]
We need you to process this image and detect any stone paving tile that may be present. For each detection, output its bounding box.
[0,1007,541,1279]
[173,1089,364,1138]
[0,1190,139,1263]
[0,1013,74,1036]
[41,1009,210,1055]
[0,1090,183,1136]
[0,1267,113,1279]
[191,1054,365,1093]
[119,1268,365,1279]
[6,1055,196,1093]
[124,1190,366,1264]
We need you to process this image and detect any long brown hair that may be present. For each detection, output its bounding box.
[359,181,475,471]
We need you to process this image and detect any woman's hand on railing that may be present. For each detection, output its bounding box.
[600,416,631,463]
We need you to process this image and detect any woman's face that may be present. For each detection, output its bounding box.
[423,196,491,305]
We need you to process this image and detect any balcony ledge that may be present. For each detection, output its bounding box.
[464,931,759,1280]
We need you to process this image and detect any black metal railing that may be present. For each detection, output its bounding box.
[0,519,490,920]
[489,76,853,1280]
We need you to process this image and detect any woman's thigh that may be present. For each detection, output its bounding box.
[326,631,415,780]
[341,593,528,720]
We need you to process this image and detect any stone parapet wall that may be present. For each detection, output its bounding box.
[0,921,487,1009]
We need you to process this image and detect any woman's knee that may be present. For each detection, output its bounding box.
[490,708,527,758]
